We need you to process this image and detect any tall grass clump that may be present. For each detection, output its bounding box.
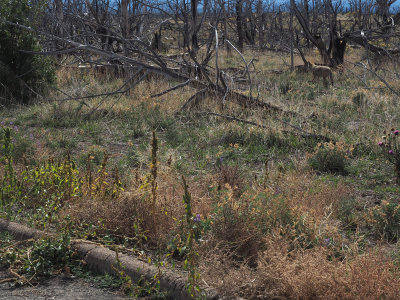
[308,141,353,175]
[0,127,20,212]
[199,169,400,299]
[369,199,400,241]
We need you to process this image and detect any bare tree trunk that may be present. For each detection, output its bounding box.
[244,1,255,45]
[291,0,331,65]
[183,1,190,49]
[290,2,294,71]
[121,0,129,38]
[236,0,244,51]
[304,0,310,48]
[311,0,317,39]
[278,7,283,34]
[54,0,63,59]
[222,0,231,55]
[191,0,199,51]
[138,1,146,35]
[121,0,130,55]
[54,0,63,36]
[257,0,265,50]
[376,0,396,22]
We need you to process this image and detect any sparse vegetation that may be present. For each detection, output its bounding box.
[2,1,400,298]
[2,58,400,297]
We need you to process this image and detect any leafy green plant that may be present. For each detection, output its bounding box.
[112,248,171,299]
[26,234,73,277]
[25,156,81,223]
[0,124,35,162]
[0,233,74,284]
[72,267,126,291]
[338,197,361,231]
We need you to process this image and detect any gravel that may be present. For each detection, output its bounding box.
[0,268,130,300]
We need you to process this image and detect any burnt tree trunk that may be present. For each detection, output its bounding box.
[191,0,199,51]
[121,0,130,55]
[304,0,310,48]
[183,1,190,49]
[54,0,64,59]
[257,0,265,50]
[236,0,244,51]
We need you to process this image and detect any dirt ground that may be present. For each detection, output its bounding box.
[0,268,130,300]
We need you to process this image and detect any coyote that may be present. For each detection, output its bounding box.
[310,63,334,86]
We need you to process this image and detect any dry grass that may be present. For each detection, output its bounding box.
[4,44,400,299]
[195,166,386,299]
[200,236,400,299]
[61,162,213,246]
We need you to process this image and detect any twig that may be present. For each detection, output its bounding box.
[1,239,34,251]
[346,59,400,98]
[0,278,16,284]
[214,26,219,88]
[197,111,270,129]
[226,40,253,97]
[197,111,332,142]
[151,79,191,98]
[179,89,208,112]
[20,46,82,56]
[87,67,146,116]
[9,268,31,286]
[5,20,297,116]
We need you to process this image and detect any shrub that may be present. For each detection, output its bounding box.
[370,200,400,241]
[279,81,290,95]
[209,185,318,264]
[308,141,352,175]
[27,234,73,277]
[1,233,74,281]
[351,90,367,107]
[0,122,35,162]
[0,0,55,105]
[216,165,244,198]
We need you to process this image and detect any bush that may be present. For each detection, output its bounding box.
[308,141,352,175]
[370,200,400,241]
[279,81,290,95]
[351,90,367,107]
[0,0,55,105]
